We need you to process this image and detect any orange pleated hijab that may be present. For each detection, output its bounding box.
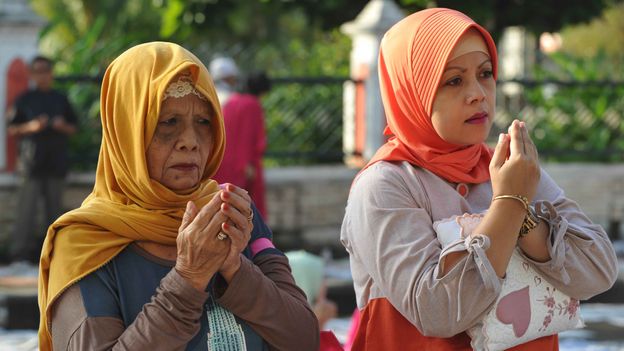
[37,42,225,350]
[367,8,498,183]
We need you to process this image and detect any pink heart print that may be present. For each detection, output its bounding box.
[496,286,531,337]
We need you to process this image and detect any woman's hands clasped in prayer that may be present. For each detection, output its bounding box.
[489,119,541,203]
[175,183,254,291]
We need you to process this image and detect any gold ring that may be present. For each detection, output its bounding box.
[216,232,228,241]
[247,210,254,222]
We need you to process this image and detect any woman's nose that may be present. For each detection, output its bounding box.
[465,80,486,104]
[176,125,199,151]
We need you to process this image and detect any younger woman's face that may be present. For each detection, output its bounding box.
[431,30,496,146]
[146,92,215,192]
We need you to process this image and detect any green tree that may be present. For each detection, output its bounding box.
[32,0,166,72]
[29,0,620,167]
[559,2,624,63]
[400,0,613,40]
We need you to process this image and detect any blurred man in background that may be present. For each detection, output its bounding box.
[5,55,77,269]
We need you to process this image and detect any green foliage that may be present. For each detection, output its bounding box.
[32,0,165,70]
[27,0,621,169]
[559,2,624,63]
[434,0,611,40]
[263,82,344,166]
[30,0,357,169]
[160,0,187,37]
[523,53,624,162]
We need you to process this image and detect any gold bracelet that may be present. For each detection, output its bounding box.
[492,194,539,237]
[492,194,529,211]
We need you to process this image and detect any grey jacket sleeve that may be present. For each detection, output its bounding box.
[342,164,503,338]
[519,169,619,299]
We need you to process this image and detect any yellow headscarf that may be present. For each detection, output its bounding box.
[37,42,225,350]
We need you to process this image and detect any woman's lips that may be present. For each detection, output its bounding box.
[171,163,198,171]
[465,112,488,124]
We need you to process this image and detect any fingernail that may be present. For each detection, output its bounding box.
[499,133,504,143]
[186,201,191,211]
[222,222,230,230]
[222,203,229,211]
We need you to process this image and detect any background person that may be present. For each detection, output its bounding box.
[6,55,77,266]
[213,70,270,218]
[340,8,618,350]
[209,56,239,107]
[285,250,338,329]
[38,42,318,351]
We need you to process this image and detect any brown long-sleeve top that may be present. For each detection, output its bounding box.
[49,243,319,350]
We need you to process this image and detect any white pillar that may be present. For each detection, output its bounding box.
[0,0,45,171]
[498,27,536,111]
[341,0,404,166]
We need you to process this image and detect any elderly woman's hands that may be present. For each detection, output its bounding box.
[174,184,254,291]
[175,194,229,291]
[218,184,254,282]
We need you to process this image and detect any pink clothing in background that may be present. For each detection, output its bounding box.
[213,93,268,218]
[343,308,360,351]
[320,331,344,351]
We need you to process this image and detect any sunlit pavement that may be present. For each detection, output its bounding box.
[2,303,623,350]
[1,241,623,350]
[0,329,37,351]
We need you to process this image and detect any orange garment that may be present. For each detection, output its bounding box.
[366,8,497,184]
[353,299,558,351]
[37,42,225,350]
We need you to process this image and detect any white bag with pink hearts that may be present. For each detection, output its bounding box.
[434,213,584,351]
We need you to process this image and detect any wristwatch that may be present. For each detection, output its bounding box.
[519,206,540,238]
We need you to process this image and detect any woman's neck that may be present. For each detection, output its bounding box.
[136,241,177,261]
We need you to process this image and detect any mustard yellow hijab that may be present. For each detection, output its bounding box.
[37,42,225,350]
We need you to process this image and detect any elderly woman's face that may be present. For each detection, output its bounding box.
[146,93,215,192]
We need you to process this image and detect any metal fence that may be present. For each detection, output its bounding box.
[262,77,348,164]
[493,79,624,162]
[55,75,624,169]
[56,75,352,169]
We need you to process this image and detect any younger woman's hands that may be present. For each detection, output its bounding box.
[489,119,541,202]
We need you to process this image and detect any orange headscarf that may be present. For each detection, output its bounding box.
[367,8,498,184]
[37,42,225,350]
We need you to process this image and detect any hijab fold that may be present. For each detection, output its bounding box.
[38,42,225,350]
[367,8,498,184]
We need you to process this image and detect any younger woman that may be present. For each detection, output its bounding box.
[341,8,617,350]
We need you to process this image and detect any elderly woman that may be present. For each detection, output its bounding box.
[38,42,319,351]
